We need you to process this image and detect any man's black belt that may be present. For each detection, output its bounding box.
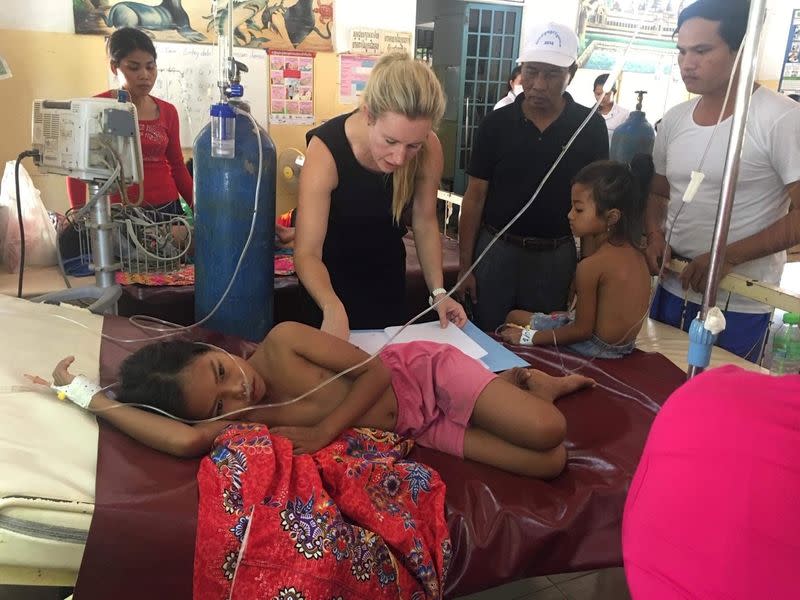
[484,224,573,251]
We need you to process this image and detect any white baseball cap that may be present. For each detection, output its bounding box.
[517,22,579,67]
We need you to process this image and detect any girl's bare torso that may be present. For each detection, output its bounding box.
[242,341,398,431]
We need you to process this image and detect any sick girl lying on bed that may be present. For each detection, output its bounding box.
[40,322,594,478]
[500,157,654,359]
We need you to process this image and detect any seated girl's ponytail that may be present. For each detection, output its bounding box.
[628,153,655,208]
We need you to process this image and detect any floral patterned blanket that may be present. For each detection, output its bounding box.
[114,253,295,286]
[194,424,451,600]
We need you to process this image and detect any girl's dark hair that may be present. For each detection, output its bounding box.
[572,155,654,247]
[107,27,157,64]
[118,341,210,418]
[675,0,749,51]
[507,65,523,91]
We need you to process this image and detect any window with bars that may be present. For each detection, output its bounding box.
[415,27,434,65]
[457,7,520,176]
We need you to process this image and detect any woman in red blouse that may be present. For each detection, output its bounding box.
[67,27,193,213]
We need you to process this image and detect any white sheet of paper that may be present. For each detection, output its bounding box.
[348,331,390,355]
[383,322,488,359]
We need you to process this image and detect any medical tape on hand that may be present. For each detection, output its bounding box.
[52,375,101,409]
[519,328,537,346]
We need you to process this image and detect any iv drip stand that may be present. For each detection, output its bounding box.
[32,181,122,314]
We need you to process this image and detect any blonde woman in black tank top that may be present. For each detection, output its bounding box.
[294,53,467,339]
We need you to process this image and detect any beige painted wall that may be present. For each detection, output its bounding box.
[0,30,109,214]
[0,29,357,218]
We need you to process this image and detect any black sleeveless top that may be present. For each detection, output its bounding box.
[298,112,408,329]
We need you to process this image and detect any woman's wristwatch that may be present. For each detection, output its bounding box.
[428,287,447,306]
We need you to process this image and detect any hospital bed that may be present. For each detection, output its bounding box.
[0,294,761,596]
[0,296,99,587]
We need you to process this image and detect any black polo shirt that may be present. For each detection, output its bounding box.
[468,92,609,238]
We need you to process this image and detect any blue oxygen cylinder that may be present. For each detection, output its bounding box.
[193,100,276,341]
[609,90,655,163]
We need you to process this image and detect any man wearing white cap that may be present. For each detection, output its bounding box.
[457,21,608,331]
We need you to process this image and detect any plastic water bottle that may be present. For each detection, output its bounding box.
[770,312,800,375]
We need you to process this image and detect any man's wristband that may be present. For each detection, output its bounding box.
[428,287,447,306]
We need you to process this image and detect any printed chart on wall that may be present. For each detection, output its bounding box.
[108,41,269,148]
[779,8,800,93]
[339,55,378,105]
[269,50,315,125]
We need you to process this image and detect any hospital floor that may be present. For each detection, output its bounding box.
[0,569,631,600]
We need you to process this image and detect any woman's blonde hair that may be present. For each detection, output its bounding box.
[362,53,446,222]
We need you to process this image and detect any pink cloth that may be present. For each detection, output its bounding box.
[379,341,497,458]
[623,365,800,599]
[274,254,295,276]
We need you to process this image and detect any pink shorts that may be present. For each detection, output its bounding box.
[379,341,497,458]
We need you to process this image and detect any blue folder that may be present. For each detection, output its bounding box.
[460,320,530,372]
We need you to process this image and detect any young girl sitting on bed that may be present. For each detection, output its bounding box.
[500,157,653,359]
[41,322,593,479]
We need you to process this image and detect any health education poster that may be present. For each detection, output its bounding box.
[269,50,315,125]
[339,54,378,104]
[779,8,800,94]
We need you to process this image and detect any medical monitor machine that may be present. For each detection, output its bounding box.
[29,97,144,313]
[32,97,143,184]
